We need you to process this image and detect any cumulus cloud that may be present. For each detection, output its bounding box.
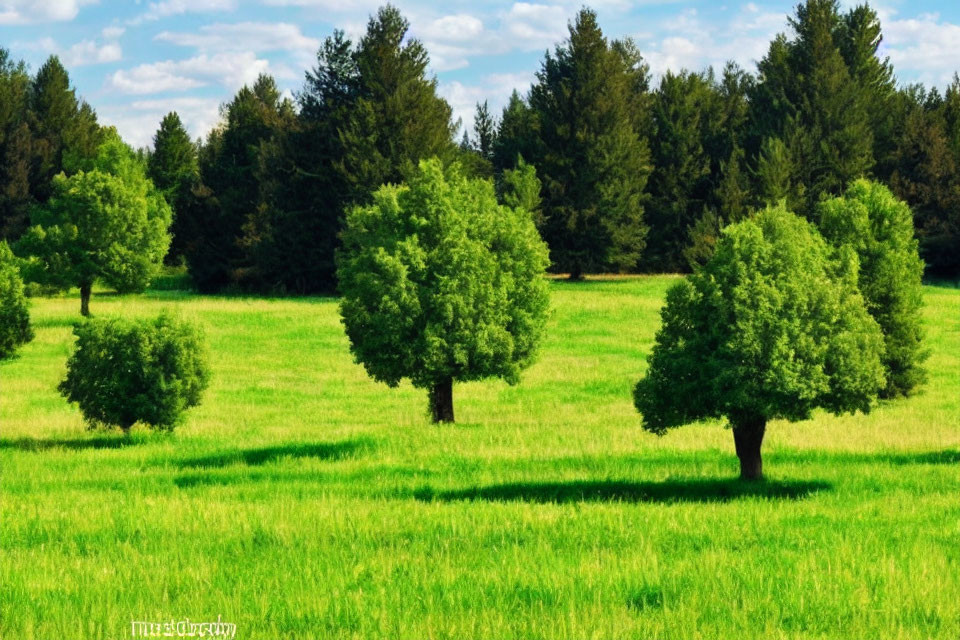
[883,12,960,88]
[640,4,786,80]
[440,71,536,136]
[505,3,569,49]
[155,22,320,59]
[0,0,96,24]
[109,52,271,94]
[98,97,222,149]
[129,0,235,26]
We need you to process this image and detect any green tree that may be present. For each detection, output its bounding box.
[0,241,32,359]
[493,90,539,173]
[59,313,210,432]
[499,156,542,225]
[0,49,33,241]
[188,75,293,292]
[634,205,884,479]
[337,159,550,423]
[17,134,171,315]
[644,70,715,272]
[337,6,456,205]
[888,87,960,277]
[530,8,651,278]
[473,100,497,162]
[820,180,927,397]
[148,112,198,265]
[28,56,101,202]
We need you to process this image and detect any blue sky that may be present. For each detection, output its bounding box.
[2,0,959,148]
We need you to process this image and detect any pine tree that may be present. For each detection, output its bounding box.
[473,101,496,161]
[530,8,651,278]
[337,5,455,205]
[148,112,198,265]
[0,49,33,241]
[493,90,539,173]
[28,56,101,203]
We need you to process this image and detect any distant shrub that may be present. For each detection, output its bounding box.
[0,241,33,359]
[59,313,210,432]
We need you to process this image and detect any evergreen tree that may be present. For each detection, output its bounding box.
[473,101,496,161]
[28,56,101,203]
[187,75,292,292]
[530,8,651,278]
[0,49,33,241]
[644,70,714,272]
[337,5,456,205]
[493,90,539,173]
[148,112,198,265]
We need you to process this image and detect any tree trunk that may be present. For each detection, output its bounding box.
[568,263,583,281]
[80,281,92,317]
[732,415,766,481]
[429,378,454,423]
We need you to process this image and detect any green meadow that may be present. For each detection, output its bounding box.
[1,276,958,639]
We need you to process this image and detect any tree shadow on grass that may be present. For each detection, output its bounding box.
[770,449,960,466]
[0,435,140,451]
[177,439,375,469]
[411,478,832,504]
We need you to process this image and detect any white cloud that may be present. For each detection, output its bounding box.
[109,52,271,94]
[128,0,235,25]
[440,71,536,136]
[102,25,126,39]
[63,40,122,66]
[882,12,960,88]
[0,0,96,24]
[505,3,568,49]
[155,22,320,56]
[99,97,222,149]
[639,3,786,79]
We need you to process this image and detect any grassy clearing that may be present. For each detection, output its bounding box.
[1,276,958,639]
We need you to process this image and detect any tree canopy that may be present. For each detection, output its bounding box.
[337,159,550,422]
[634,205,885,479]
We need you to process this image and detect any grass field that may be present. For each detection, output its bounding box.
[2,276,959,639]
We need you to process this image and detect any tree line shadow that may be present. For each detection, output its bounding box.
[410,478,833,505]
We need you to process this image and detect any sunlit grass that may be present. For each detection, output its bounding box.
[2,276,958,639]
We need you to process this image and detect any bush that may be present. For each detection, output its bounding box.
[59,312,210,432]
[0,241,33,359]
[819,180,928,398]
[634,204,885,479]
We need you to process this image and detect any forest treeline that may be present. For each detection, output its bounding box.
[1,0,958,293]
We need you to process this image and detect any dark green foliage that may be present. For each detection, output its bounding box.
[0,241,32,358]
[819,180,927,397]
[888,85,960,277]
[493,91,539,173]
[499,157,542,225]
[16,132,171,315]
[337,159,549,423]
[635,205,884,478]
[644,70,715,272]
[0,49,33,241]
[530,8,651,277]
[185,75,292,292]
[250,8,456,294]
[148,112,198,265]
[749,0,875,217]
[59,313,210,432]
[337,6,456,205]
[473,101,497,162]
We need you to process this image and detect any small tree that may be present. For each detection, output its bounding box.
[0,241,33,359]
[17,134,171,315]
[819,179,927,397]
[499,156,542,226]
[337,159,550,423]
[59,313,210,432]
[634,205,885,479]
